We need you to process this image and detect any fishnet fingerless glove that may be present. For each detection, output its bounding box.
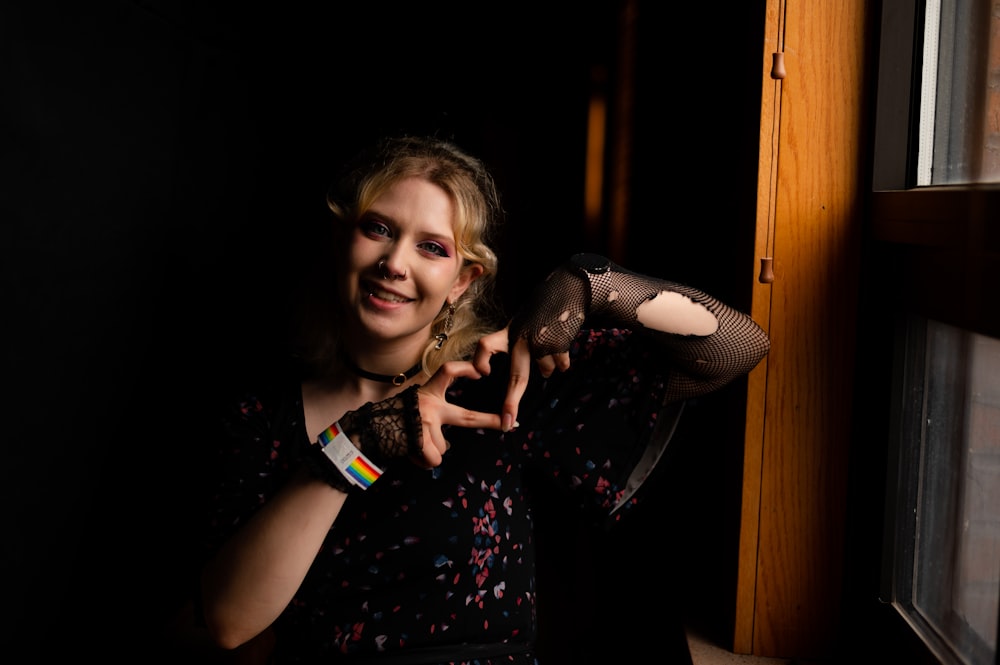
[510,253,770,401]
[338,384,424,463]
[304,385,424,493]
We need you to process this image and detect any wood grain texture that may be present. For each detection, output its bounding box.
[734,0,782,653]
[735,0,871,658]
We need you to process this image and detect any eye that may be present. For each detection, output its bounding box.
[418,240,451,258]
[359,218,391,239]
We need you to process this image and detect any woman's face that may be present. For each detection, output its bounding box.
[341,177,481,345]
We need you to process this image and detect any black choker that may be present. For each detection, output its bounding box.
[342,356,423,386]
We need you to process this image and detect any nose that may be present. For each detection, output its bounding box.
[378,257,407,281]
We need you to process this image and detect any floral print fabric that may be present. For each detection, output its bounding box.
[202,328,673,663]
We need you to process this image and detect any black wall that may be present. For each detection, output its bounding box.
[2,2,764,661]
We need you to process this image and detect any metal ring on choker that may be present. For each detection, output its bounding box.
[341,353,423,386]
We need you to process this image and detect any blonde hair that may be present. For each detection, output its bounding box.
[300,135,504,377]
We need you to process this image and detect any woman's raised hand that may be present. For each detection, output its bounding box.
[413,361,503,467]
[472,325,570,434]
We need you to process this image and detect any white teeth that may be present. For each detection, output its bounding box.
[370,287,409,303]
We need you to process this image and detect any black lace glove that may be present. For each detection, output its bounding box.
[303,384,424,493]
[508,253,770,401]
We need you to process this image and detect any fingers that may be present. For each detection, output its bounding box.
[500,343,571,432]
[551,351,571,373]
[533,351,570,378]
[472,327,509,375]
[534,355,556,378]
[418,420,445,468]
[502,338,533,432]
[418,410,501,468]
[414,361,503,468]
[421,359,483,392]
[450,406,503,431]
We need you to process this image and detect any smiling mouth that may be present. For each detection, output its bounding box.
[365,282,413,304]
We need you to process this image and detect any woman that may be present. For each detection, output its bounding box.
[194,135,770,663]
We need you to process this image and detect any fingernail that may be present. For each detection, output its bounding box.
[502,414,513,432]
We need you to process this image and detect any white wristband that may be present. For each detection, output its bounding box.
[316,421,383,489]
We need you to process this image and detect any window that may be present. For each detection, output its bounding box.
[874,0,1000,190]
[886,318,1000,665]
[872,1,1000,664]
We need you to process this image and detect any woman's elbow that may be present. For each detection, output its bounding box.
[202,609,259,651]
[199,588,267,650]
[204,613,278,660]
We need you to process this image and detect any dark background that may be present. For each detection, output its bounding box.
[2,1,764,661]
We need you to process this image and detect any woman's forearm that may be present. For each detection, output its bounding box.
[200,467,347,649]
[511,254,770,400]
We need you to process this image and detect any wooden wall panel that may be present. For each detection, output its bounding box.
[735,0,871,658]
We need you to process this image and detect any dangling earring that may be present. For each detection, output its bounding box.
[434,302,456,350]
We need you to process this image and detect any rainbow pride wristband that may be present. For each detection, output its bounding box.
[317,422,383,489]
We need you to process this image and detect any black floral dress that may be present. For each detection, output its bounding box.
[203,328,683,664]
